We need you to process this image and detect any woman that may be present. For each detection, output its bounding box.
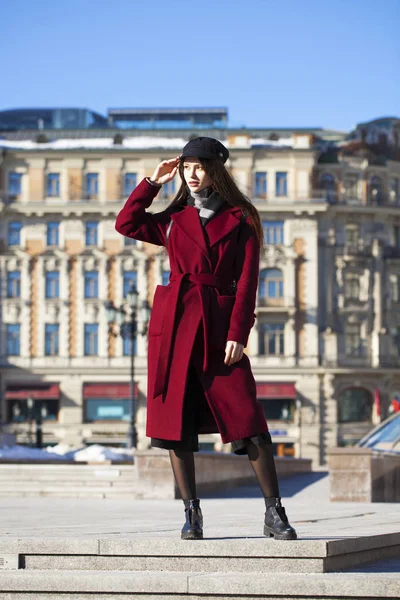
[115,136,297,541]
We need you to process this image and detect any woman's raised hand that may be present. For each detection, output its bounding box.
[150,157,180,186]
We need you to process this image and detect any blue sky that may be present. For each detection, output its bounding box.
[2,0,399,131]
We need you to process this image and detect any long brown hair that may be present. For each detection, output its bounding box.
[166,158,265,253]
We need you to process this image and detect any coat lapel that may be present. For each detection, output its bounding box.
[170,206,209,258]
[170,204,243,255]
[206,206,242,247]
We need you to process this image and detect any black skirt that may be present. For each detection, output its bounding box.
[151,362,271,455]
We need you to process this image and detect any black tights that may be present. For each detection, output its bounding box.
[169,441,280,501]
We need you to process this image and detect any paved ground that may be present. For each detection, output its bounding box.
[0,471,399,545]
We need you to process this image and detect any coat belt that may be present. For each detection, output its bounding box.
[153,272,233,401]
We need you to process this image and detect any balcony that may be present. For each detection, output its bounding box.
[257,297,295,312]
[335,240,373,258]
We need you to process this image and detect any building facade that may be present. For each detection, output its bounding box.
[0,116,399,464]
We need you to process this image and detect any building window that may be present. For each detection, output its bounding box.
[7,271,21,298]
[344,275,360,300]
[259,268,283,305]
[124,173,137,196]
[343,174,359,202]
[85,221,98,246]
[161,180,176,199]
[124,236,136,246]
[85,398,130,422]
[7,324,21,356]
[8,222,22,246]
[45,324,59,356]
[369,176,383,205]
[123,271,137,298]
[8,172,22,197]
[389,178,399,204]
[7,399,59,423]
[84,271,99,298]
[338,388,372,423]
[123,335,137,356]
[345,223,359,245]
[259,399,295,422]
[259,323,285,356]
[275,172,288,197]
[162,269,170,286]
[85,173,99,199]
[320,173,335,202]
[345,323,366,357]
[84,324,98,356]
[45,271,60,299]
[262,221,284,245]
[47,221,60,246]
[254,172,267,197]
[47,173,60,197]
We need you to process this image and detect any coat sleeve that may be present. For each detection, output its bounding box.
[227,219,260,347]
[115,178,171,246]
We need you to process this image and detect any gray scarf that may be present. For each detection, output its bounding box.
[186,186,224,227]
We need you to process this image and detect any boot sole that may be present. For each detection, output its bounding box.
[264,524,297,540]
[181,530,203,540]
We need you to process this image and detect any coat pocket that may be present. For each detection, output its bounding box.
[148,285,171,336]
[210,294,236,348]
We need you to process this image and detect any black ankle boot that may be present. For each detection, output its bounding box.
[181,498,203,540]
[264,497,297,540]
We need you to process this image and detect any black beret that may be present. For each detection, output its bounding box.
[180,136,229,163]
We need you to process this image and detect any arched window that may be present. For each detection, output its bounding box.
[320,173,335,203]
[338,388,373,423]
[369,176,383,205]
[259,268,284,306]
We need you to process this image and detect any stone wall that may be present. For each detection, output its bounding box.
[328,447,400,502]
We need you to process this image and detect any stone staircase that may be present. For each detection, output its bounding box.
[0,533,399,599]
[0,464,142,498]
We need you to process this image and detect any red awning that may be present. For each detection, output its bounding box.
[83,383,139,399]
[5,384,60,400]
[256,383,296,399]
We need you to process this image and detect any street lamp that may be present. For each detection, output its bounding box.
[106,286,151,449]
[26,396,45,449]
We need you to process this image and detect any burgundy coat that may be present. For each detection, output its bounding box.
[115,178,268,444]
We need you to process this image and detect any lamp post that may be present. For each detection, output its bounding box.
[106,286,151,449]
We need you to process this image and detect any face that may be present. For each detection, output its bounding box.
[182,156,213,192]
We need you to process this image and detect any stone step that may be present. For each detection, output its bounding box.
[0,480,138,487]
[1,533,400,574]
[0,568,399,599]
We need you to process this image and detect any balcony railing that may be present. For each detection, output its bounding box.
[257,297,294,309]
[335,240,373,257]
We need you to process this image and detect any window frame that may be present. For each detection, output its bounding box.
[84,323,99,356]
[7,271,21,298]
[6,324,21,356]
[275,172,288,197]
[85,221,98,246]
[84,271,99,299]
[46,221,60,246]
[254,171,267,198]
[47,173,60,198]
[45,271,60,299]
[8,222,22,246]
[44,323,60,356]
[262,220,284,245]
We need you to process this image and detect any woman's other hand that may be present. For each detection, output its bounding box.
[150,157,180,186]
[224,341,244,366]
